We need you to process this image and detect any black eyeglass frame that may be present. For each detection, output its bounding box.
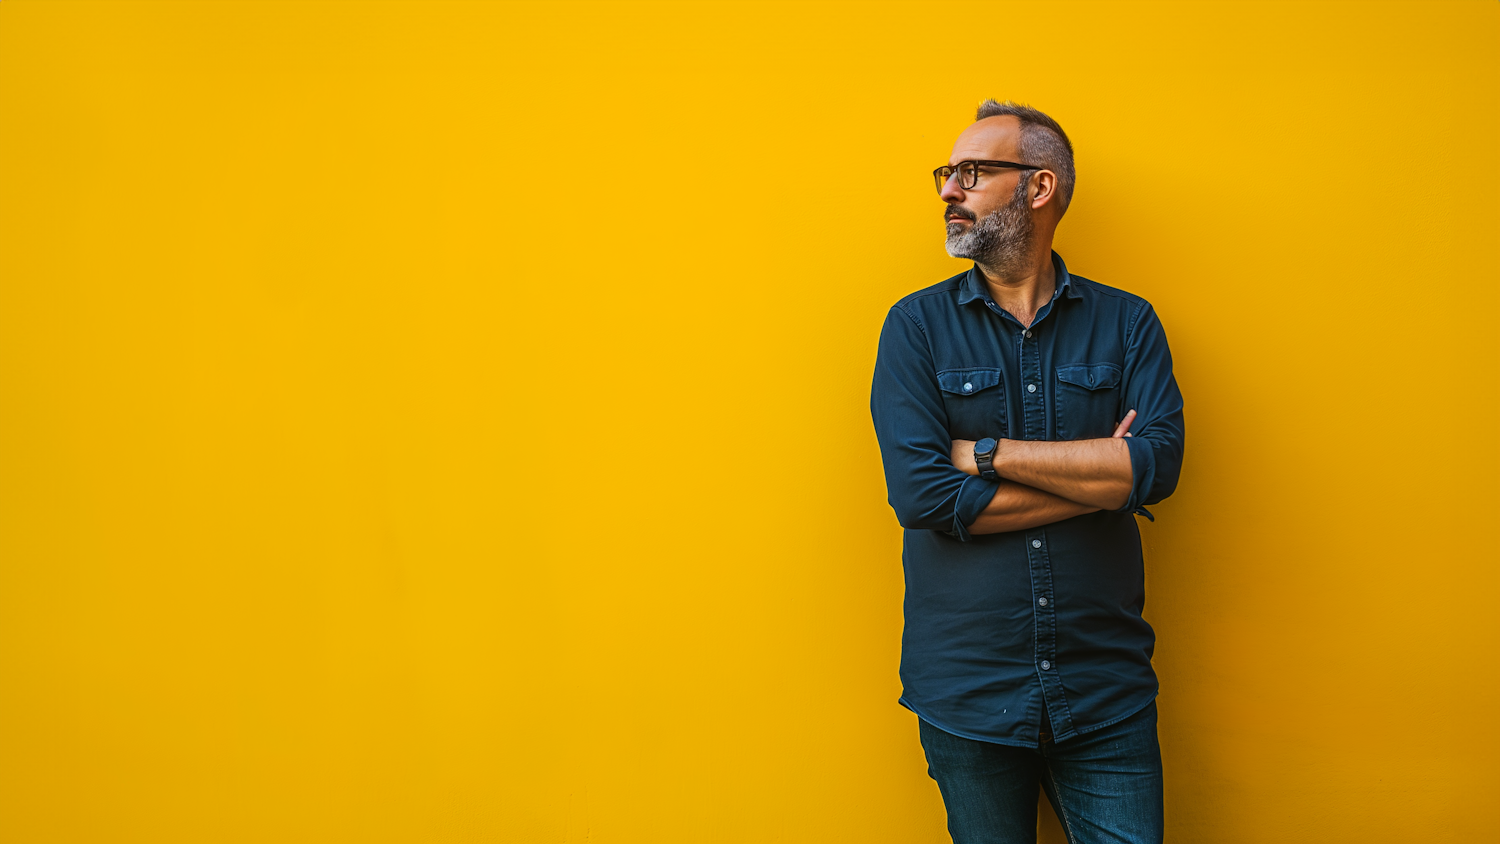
[933,159,1043,193]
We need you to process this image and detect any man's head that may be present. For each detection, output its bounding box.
[942,101,1075,275]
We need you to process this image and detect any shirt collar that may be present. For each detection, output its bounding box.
[957,250,1081,306]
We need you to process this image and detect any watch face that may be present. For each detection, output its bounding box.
[976,437,997,455]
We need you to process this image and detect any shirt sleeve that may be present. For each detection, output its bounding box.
[1116,302,1186,515]
[870,306,1000,540]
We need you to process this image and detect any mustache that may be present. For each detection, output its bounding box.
[944,204,976,222]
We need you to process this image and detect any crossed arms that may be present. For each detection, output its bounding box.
[948,410,1135,535]
[870,303,1185,541]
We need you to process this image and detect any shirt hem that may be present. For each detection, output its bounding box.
[1064,692,1159,740]
[899,691,1159,747]
[898,696,1046,750]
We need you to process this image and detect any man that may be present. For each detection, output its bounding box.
[869,101,1185,844]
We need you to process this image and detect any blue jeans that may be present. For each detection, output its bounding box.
[917,701,1164,844]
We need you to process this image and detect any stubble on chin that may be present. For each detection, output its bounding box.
[944,212,982,258]
[944,185,1034,271]
[944,232,971,259]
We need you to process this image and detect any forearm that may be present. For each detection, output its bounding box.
[993,437,1132,510]
[953,436,1134,510]
[969,481,1099,535]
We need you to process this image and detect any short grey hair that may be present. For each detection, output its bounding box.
[974,99,1076,213]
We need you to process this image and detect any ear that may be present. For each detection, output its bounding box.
[1029,170,1059,210]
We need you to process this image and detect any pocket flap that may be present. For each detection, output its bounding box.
[1056,363,1121,391]
[937,368,1002,395]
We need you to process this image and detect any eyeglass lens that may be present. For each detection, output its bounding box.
[934,163,981,193]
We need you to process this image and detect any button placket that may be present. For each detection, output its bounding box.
[1020,319,1046,442]
[1027,531,1075,740]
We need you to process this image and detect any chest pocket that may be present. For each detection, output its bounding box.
[936,368,1006,441]
[1054,363,1122,440]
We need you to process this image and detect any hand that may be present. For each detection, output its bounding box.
[1112,409,1137,438]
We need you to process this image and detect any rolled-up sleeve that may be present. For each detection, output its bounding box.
[1116,303,1186,515]
[871,306,1000,540]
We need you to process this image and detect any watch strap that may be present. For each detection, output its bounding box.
[975,438,999,482]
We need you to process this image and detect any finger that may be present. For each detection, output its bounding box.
[1111,409,1137,438]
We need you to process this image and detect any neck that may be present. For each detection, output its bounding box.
[977,240,1057,327]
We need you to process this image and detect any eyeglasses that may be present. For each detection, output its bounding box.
[933,160,1042,193]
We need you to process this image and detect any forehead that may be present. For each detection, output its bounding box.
[950,115,1022,163]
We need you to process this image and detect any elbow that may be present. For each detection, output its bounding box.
[1142,477,1179,506]
[1120,434,1183,510]
[884,473,995,538]
[1142,447,1184,505]
[888,498,950,532]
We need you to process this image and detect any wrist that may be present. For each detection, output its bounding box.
[957,449,979,475]
[990,436,1011,476]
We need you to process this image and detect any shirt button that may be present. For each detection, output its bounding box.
[1041,660,1052,670]
[963,382,972,392]
[1038,597,1048,606]
[1027,384,1037,393]
[1025,330,1033,338]
[1031,539,1042,548]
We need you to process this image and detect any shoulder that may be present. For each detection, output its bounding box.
[889,271,968,323]
[1067,273,1158,328]
[1068,273,1150,309]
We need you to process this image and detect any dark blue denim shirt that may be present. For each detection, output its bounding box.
[870,252,1185,746]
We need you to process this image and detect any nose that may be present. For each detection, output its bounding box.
[939,172,966,205]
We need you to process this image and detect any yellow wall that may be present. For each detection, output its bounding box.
[1,1,1496,841]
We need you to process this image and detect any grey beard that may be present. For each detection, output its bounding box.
[945,182,1035,277]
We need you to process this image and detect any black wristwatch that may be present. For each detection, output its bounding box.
[973,437,999,481]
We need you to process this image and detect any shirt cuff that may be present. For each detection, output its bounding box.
[949,474,1001,541]
[1117,435,1158,516]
